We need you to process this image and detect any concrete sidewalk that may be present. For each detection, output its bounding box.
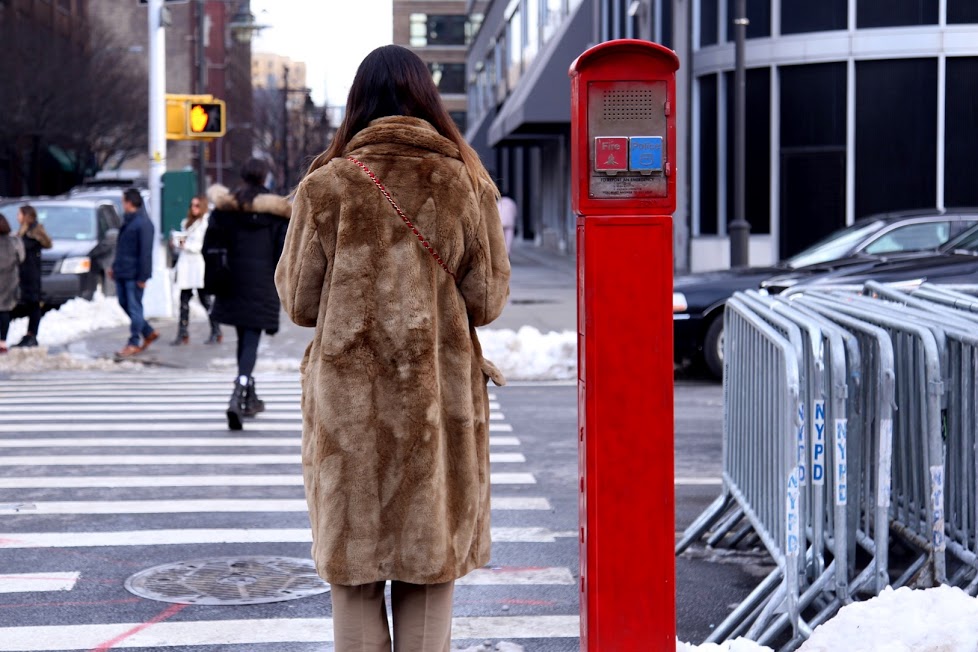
[63,240,577,371]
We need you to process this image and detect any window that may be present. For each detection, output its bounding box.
[725,0,771,40]
[945,58,978,207]
[948,0,978,23]
[700,0,718,47]
[525,0,541,68]
[506,8,522,91]
[429,63,466,94]
[856,58,937,218]
[781,0,847,34]
[36,207,97,240]
[698,74,719,235]
[857,0,937,28]
[661,0,673,47]
[409,14,468,47]
[724,67,771,234]
[543,0,566,42]
[863,222,950,254]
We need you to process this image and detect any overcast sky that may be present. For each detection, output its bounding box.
[250,0,394,107]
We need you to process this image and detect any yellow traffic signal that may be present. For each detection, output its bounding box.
[188,101,225,136]
[165,94,226,140]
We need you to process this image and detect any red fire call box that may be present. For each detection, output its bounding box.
[569,40,680,651]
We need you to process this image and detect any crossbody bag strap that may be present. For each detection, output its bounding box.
[347,156,457,282]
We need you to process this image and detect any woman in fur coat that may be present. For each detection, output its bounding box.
[204,158,291,430]
[276,45,511,651]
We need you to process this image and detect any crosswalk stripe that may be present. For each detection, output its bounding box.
[0,527,570,547]
[0,473,538,489]
[0,615,579,650]
[0,452,527,466]
[674,477,723,485]
[0,410,507,421]
[0,572,79,594]
[0,436,522,448]
[0,422,515,432]
[0,496,551,514]
[456,566,573,585]
[0,400,504,410]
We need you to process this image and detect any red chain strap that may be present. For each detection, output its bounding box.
[347,156,457,282]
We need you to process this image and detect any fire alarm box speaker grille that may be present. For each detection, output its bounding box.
[602,90,658,121]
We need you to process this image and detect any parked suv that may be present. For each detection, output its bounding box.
[0,197,121,306]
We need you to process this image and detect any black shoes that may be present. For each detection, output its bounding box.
[226,378,248,431]
[14,335,38,348]
[243,377,266,417]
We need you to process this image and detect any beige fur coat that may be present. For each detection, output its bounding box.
[275,116,511,585]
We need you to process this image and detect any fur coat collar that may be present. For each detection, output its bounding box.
[206,184,291,219]
[344,116,460,160]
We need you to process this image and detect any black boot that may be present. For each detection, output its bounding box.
[206,319,223,344]
[226,377,248,430]
[243,376,265,417]
[14,334,38,348]
[170,297,190,345]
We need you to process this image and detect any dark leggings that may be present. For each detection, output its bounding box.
[0,311,9,341]
[24,302,41,336]
[236,326,262,378]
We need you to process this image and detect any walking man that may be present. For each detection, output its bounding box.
[110,188,159,357]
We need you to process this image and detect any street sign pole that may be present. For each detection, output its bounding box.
[145,0,172,318]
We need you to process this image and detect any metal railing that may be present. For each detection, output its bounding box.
[677,283,978,651]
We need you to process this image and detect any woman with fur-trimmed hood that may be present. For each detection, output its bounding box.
[275,45,510,650]
[204,158,291,430]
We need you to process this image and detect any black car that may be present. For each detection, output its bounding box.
[674,209,978,378]
[0,197,121,306]
[763,223,978,295]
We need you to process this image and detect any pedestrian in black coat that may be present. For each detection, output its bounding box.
[203,158,291,430]
[15,205,52,347]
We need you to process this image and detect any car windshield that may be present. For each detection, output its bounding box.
[785,221,885,269]
[942,224,978,253]
[36,206,97,240]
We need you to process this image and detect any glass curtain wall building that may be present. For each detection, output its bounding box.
[466,0,978,272]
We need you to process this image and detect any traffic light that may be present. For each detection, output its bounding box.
[188,101,226,136]
[165,95,226,141]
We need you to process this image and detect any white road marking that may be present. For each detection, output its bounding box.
[0,496,550,514]
[0,572,79,594]
[0,435,522,448]
[674,477,723,485]
[0,422,514,432]
[456,567,574,585]
[0,473,538,489]
[0,452,526,466]
[0,527,566,548]
[0,616,579,650]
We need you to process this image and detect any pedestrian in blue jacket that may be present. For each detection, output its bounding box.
[109,188,159,357]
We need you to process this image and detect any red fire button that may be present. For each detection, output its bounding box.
[594,137,629,172]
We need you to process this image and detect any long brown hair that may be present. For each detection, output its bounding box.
[305,45,496,196]
[185,195,206,227]
[19,205,37,226]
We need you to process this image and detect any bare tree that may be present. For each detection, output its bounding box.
[0,12,148,195]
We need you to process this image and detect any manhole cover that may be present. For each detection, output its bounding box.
[124,556,330,605]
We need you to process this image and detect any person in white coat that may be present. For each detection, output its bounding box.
[171,197,222,345]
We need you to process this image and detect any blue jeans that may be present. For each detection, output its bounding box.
[116,280,154,346]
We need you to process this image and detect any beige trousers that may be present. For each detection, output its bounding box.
[330,580,455,652]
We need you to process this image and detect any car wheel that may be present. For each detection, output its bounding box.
[703,315,724,380]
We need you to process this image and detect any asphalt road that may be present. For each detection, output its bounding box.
[0,371,762,651]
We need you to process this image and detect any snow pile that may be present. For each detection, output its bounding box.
[4,293,129,348]
[0,348,137,372]
[679,639,770,652]
[478,327,576,381]
[797,585,978,651]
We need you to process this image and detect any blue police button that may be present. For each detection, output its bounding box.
[628,137,663,172]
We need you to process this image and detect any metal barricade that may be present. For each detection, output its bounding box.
[862,282,978,593]
[796,292,946,587]
[676,296,802,643]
